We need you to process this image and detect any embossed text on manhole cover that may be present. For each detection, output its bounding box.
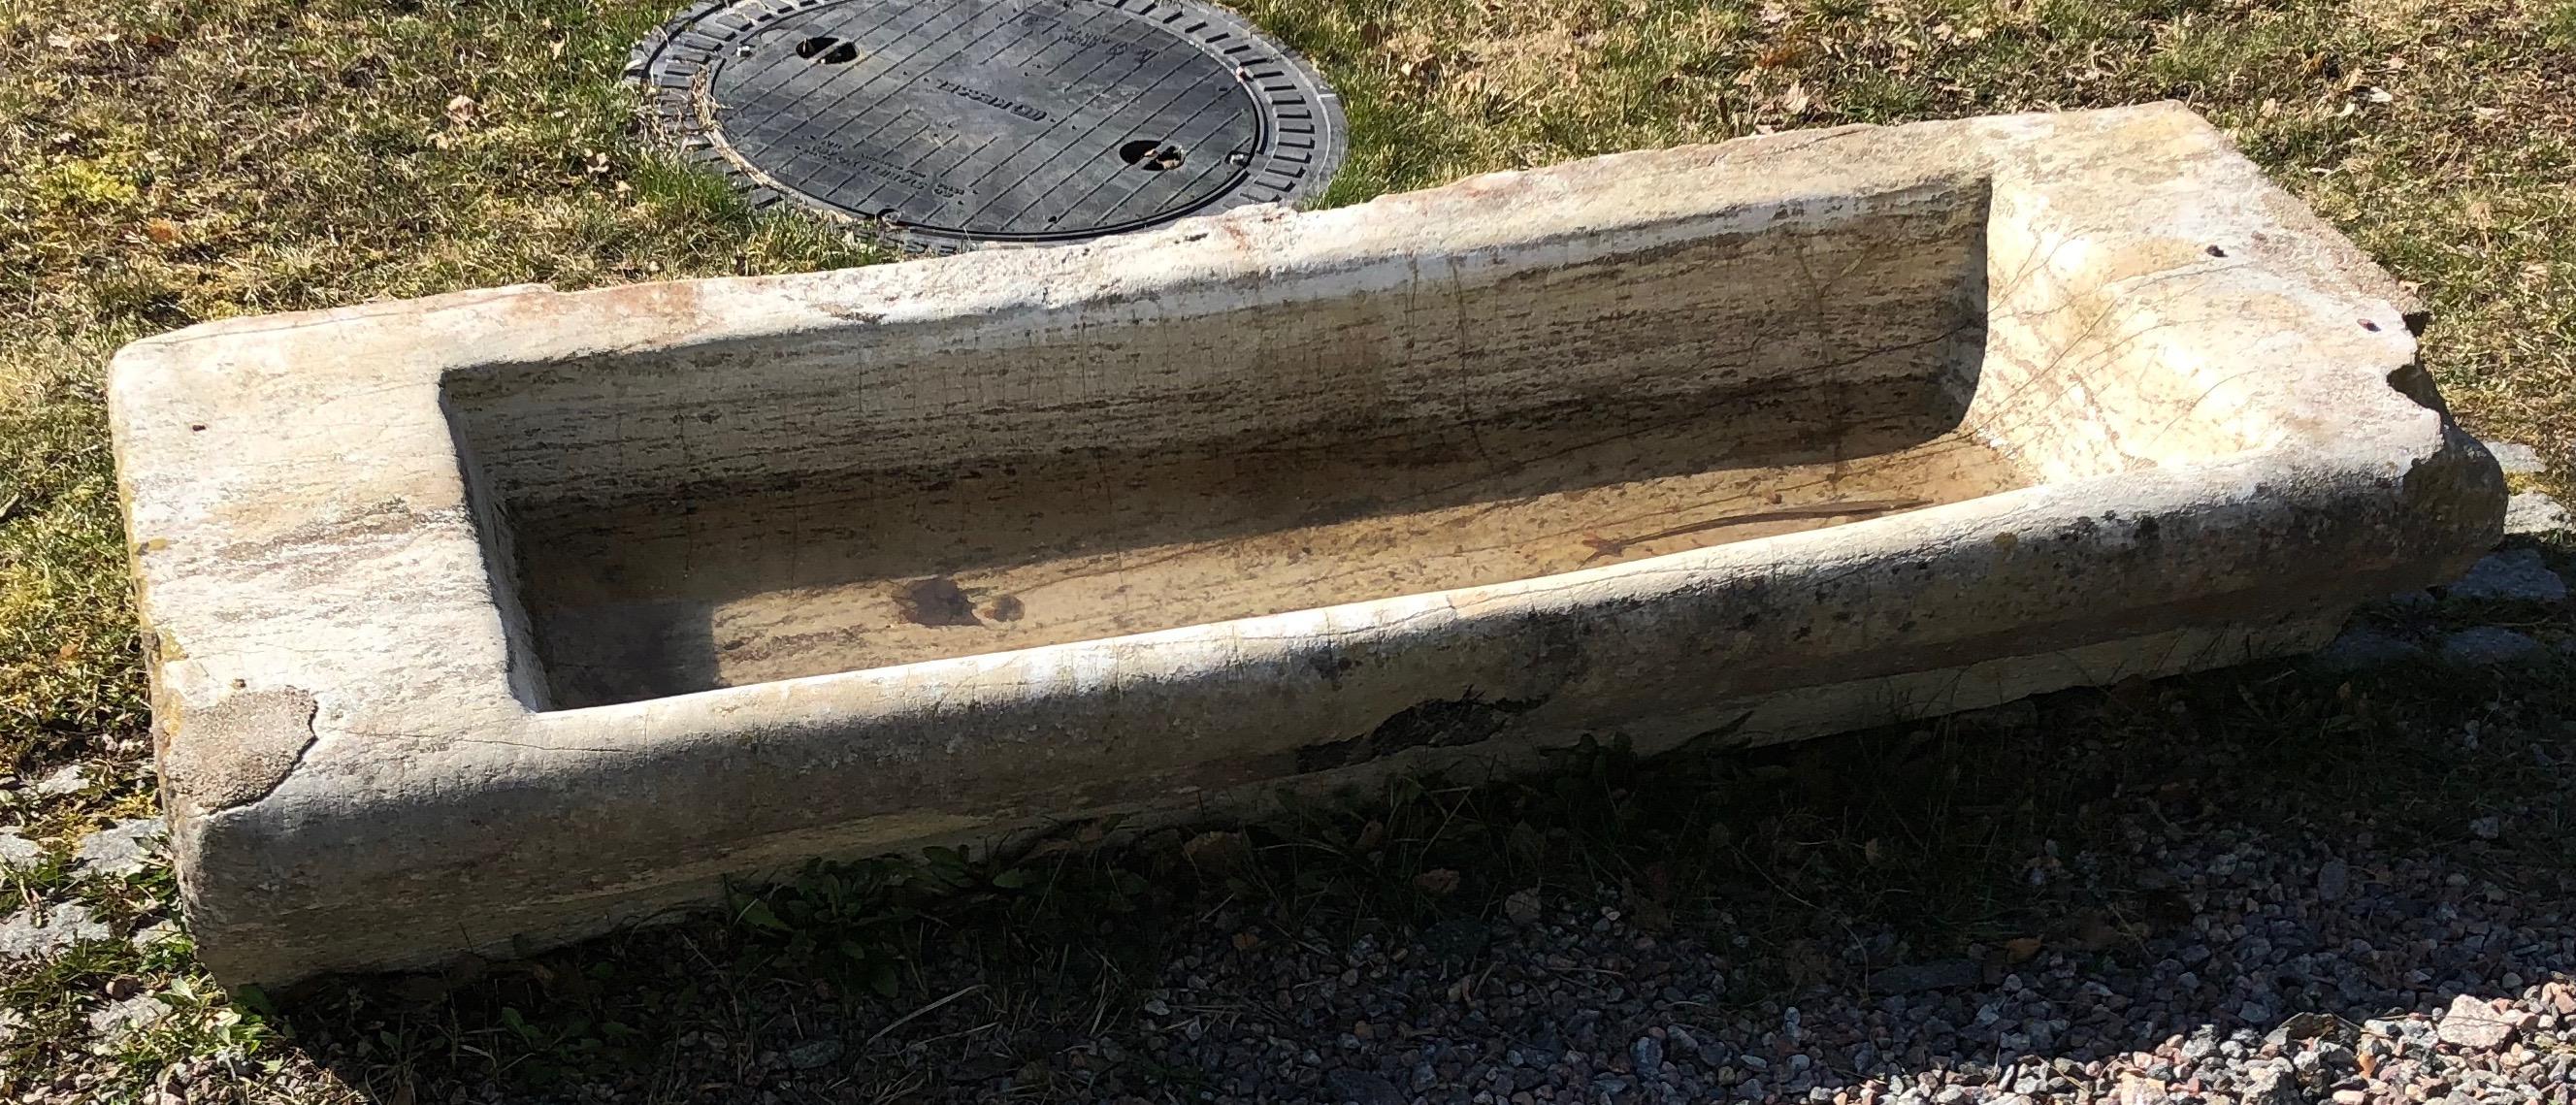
[630,0,1346,252]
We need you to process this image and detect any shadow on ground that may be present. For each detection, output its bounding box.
[274,545,2576,1105]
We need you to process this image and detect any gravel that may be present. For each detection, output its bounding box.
[1057,842,2576,1105]
[1016,850,2576,1105]
[531,703,2576,1105]
[1867,959,1983,995]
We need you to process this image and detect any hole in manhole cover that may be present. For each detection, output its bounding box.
[629,0,1347,254]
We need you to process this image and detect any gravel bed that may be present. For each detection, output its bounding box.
[792,816,2576,1104]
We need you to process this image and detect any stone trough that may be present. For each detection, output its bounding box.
[110,104,2504,989]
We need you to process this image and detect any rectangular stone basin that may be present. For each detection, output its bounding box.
[111,104,2504,989]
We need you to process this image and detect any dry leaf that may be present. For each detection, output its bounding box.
[444,94,479,126]
[1780,81,1811,115]
[1413,868,1461,896]
[1181,829,1254,874]
[1755,41,1808,68]
[1353,820,1385,853]
[2004,936,2043,962]
[144,218,179,244]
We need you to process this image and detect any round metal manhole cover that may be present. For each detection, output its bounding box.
[630,0,1346,252]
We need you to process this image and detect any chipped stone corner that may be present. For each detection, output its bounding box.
[158,687,318,821]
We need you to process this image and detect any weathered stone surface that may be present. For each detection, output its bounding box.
[71,817,163,878]
[109,104,2504,989]
[2482,439,2544,475]
[0,904,109,962]
[2441,548,2567,605]
[2437,994,2525,1049]
[2439,627,2545,667]
[85,993,166,1044]
[2310,626,2426,674]
[157,690,315,821]
[128,919,180,952]
[2505,491,2570,536]
[0,829,43,872]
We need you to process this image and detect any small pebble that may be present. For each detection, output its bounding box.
[2437,995,2520,1050]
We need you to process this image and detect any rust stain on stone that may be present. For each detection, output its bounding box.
[894,576,981,627]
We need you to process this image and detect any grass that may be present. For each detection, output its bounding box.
[1,0,2572,1095]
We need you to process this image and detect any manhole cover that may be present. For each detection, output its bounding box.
[630,0,1346,253]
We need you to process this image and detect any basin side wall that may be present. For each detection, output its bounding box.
[439,178,1994,517]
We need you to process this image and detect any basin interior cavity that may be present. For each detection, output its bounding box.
[442,177,2155,710]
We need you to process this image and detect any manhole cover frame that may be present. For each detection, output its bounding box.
[628,0,1349,254]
